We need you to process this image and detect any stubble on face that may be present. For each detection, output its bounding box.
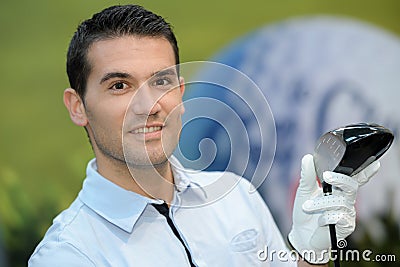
[83,36,184,174]
[122,103,183,170]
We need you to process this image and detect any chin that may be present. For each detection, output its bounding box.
[123,151,168,168]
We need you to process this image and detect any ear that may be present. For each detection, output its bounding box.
[63,88,88,126]
[179,76,186,114]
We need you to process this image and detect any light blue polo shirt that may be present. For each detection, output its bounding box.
[29,157,296,267]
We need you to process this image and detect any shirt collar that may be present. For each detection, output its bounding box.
[78,156,191,233]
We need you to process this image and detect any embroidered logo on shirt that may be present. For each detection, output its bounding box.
[230,228,260,252]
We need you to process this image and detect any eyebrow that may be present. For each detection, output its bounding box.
[151,68,178,77]
[99,72,133,84]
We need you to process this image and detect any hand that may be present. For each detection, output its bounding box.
[288,154,380,264]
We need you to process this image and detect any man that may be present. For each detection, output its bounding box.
[29,5,380,266]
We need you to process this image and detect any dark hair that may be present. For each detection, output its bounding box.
[66,5,179,100]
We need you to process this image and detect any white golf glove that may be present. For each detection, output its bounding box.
[288,154,380,264]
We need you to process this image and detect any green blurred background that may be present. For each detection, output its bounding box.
[0,0,399,266]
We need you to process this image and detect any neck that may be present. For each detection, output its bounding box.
[95,153,175,203]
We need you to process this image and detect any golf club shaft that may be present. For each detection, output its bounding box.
[329,222,340,267]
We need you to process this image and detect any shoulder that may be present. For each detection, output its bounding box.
[184,169,265,208]
[28,241,95,267]
[185,169,246,186]
[29,199,95,267]
[186,169,255,193]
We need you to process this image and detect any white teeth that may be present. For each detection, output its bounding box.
[133,126,161,134]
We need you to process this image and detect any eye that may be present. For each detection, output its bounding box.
[110,82,128,90]
[153,77,171,87]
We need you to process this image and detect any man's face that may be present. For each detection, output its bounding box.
[83,36,185,168]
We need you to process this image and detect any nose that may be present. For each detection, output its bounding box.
[129,84,162,116]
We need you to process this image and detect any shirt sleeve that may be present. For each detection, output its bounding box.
[28,242,96,267]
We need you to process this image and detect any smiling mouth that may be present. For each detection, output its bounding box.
[132,126,162,134]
